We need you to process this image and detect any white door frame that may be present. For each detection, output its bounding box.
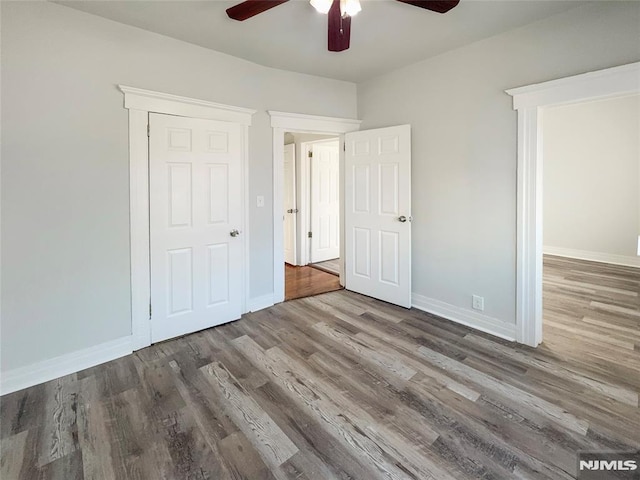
[299,138,340,266]
[119,85,256,350]
[506,61,640,347]
[269,111,361,304]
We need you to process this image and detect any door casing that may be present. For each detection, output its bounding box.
[506,62,640,347]
[120,85,255,350]
[270,111,361,304]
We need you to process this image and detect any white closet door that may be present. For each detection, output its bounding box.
[283,143,297,265]
[345,125,411,308]
[310,140,340,263]
[149,113,243,343]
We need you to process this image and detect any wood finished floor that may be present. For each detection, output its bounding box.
[284,264,342,301]
[1,257,639,479]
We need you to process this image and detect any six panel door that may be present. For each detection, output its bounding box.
[149,113,243,343]
[344,125,412,308]
[310,140,341,263]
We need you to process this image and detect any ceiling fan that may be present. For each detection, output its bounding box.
[226,0,460,52]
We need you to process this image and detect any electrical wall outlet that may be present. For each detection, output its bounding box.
[472,295,484,311]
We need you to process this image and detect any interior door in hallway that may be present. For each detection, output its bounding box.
[310,140,340,263]
[283,143,297,265]
[345,125,412,308]
[149,113,244,343]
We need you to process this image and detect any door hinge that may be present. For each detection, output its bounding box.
[308,150,313,158]
[308,231,313,238]
[147,124,150,137]
[149,302,152,318]
[343,142,346,152]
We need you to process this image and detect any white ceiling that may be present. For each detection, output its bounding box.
[56,0,587,82]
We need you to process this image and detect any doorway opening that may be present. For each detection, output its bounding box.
[269,111,362,305]
[283,132,343,301]
[541,94,640,356]
[506,61,640,347]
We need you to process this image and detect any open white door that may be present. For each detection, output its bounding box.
[149,113,244,343]
[310,140,340,263]
[283,143,297,265]
[345,125,411,308]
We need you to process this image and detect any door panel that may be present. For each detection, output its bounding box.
[283,143,297,265]
[150,113,243,343]
[167,248,193,315]
[311,140,340,263]
[345,125,411,308]
[207,243,229,306]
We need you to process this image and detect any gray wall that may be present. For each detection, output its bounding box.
[1,1,356,372]
[544,94,640,260]
[357,3,640,327]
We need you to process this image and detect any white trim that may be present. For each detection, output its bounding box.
[128,109,152,350]
[248,294,275,313]
[1,337,133,395]
[270,111,361,304]
[269,110,361,132]
[544,247,640,268]
[506,62,640,347]
[119,85,256,125]
[412,294,516,342]
[506,62,640,110]
[242,125,251,315]
[120,86,255,351]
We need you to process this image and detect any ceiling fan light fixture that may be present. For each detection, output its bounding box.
[310,0,332,14]
[340,0,361,17]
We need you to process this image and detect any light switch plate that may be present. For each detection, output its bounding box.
[257,195,265,208]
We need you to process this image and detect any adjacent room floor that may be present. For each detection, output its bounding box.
[543,254,640,364]
[309,258,340,276]
[284,264,342,301]
[2,275,638,479]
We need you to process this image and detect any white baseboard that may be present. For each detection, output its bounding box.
[248,294,274,313]
[411,293,516,342]
[544,246,640,268]
[1,336,133,396]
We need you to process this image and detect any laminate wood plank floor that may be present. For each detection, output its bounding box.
[284,264,342,301]
[2,258,639,479]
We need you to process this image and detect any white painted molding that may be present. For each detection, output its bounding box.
[248,294,275,313]
[507,62,640,348]
[119,85,256,125]
[412,294,516,342]
[506,62,640,110]
[268,110,361,133]
[271,112,360,304]
[242,125,251,315]
[1,336,133,396]
[515,107,543,348]
[544,246,640,268]
[128,109,152,350]
[121,86,253,350]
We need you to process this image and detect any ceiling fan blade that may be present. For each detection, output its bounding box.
[328,0,351,52]
[226,0,289,21]
[395,0,459,14]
